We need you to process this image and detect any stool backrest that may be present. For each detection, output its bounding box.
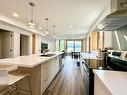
[0,70,9,85]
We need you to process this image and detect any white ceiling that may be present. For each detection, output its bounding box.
[0,0,108,39]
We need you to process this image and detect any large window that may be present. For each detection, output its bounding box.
[60,40,64,51]
[56,40,82,52]
[67,41,74,52]
[55,40,65,51]
[75,41,81,52]
[67,40,81,52]
[56,40,59,51]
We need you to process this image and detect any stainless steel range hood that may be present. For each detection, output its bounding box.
[97,0,127,31]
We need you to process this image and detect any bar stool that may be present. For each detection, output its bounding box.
[0,74,32,95]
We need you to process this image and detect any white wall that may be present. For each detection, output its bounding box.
[0,22,33,57]
[35,35,42,54]
[13,32,20,57]
[0,19,56,57]
[20,35,29,55]
[104,32,112,48]
[48,40,56,52]
[111,25,127,50]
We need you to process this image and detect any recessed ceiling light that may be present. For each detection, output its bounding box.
[70,25,73,28]
[39,27,42,30]
[12,12,19,17]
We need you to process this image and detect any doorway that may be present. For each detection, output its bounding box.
[20,34,29,56]
[0,29,13,59]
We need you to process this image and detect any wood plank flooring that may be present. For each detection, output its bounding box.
[43,56,86,95]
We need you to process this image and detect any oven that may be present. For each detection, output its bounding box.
[81,51,127,95]
[107,51,127,71]
[81,60,97,95]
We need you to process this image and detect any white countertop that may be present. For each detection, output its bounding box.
[81,52,103,60]
[0,52,63,68]
[94,70,127,95]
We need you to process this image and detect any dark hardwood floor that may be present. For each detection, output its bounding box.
[43,56,86,95]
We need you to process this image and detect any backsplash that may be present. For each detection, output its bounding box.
[112,25,127,50]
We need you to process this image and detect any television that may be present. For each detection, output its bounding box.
[41,43,48,53]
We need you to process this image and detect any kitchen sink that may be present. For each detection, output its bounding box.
[40,54,55,57]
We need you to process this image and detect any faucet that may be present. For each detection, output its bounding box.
[42,50,46,55]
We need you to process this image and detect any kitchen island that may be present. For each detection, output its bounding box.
[0,52,63,95]
[94,70,127,95]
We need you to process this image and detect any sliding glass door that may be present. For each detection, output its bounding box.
[67,41,74,52]
[75,41,81,52]
[67,40,81,53]
[56,40,65,52]
[56,40,82,53]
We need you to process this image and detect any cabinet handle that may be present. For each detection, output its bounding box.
[10,49,13,52]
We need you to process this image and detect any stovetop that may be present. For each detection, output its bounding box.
[83,59,106,70]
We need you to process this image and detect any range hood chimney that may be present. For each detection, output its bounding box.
[97,0,127,31]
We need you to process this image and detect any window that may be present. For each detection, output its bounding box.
[56,40,65,51]
[60,40,64,52]
[56,40,59,51]
[75,41,81,52]
[67,40,81,52]
[67,41,74,52]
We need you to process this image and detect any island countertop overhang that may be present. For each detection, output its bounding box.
[0,52,63,68]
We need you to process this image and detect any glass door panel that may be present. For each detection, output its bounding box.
[67,41,74,52]
[60,40,64,52]
[75,41,81,52]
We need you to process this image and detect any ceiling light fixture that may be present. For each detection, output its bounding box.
[12,12,19,17]
[45,18,49,35]
[53,34,56,38]
[53,25,56,38]
[27,2,36,28]
[43,33,46,36]
[70,25,73,28]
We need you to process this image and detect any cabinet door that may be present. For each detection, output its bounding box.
[94,75,109,95]
[41,62,48,94]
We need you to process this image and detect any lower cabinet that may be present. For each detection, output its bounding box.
[94,75,110,95]
[8,56,61,95]
[41,56,59,94]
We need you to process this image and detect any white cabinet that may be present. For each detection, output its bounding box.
[41,56,60,94]
[94,75,110,95]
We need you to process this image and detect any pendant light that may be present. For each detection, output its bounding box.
[45,18,49,35]
[52,25,56,38]
[27,2,36,28]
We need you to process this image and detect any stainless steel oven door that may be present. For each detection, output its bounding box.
[81,62,90,95]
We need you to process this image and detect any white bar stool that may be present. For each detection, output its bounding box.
[0,73,32,95]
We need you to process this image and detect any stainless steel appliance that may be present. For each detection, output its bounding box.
[81,58,106,95]
[81,51,127,95]
[107,51,127,71]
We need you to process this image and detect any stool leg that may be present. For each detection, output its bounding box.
[16,83,18,95]
[27,75,32,95]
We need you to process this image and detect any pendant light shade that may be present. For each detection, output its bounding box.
[53,25,56,38]
[27,2,36,28]
[45,18,49,35]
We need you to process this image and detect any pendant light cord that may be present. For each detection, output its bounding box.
[29,2,35,23]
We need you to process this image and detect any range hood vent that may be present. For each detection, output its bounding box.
[97,0,127,31]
